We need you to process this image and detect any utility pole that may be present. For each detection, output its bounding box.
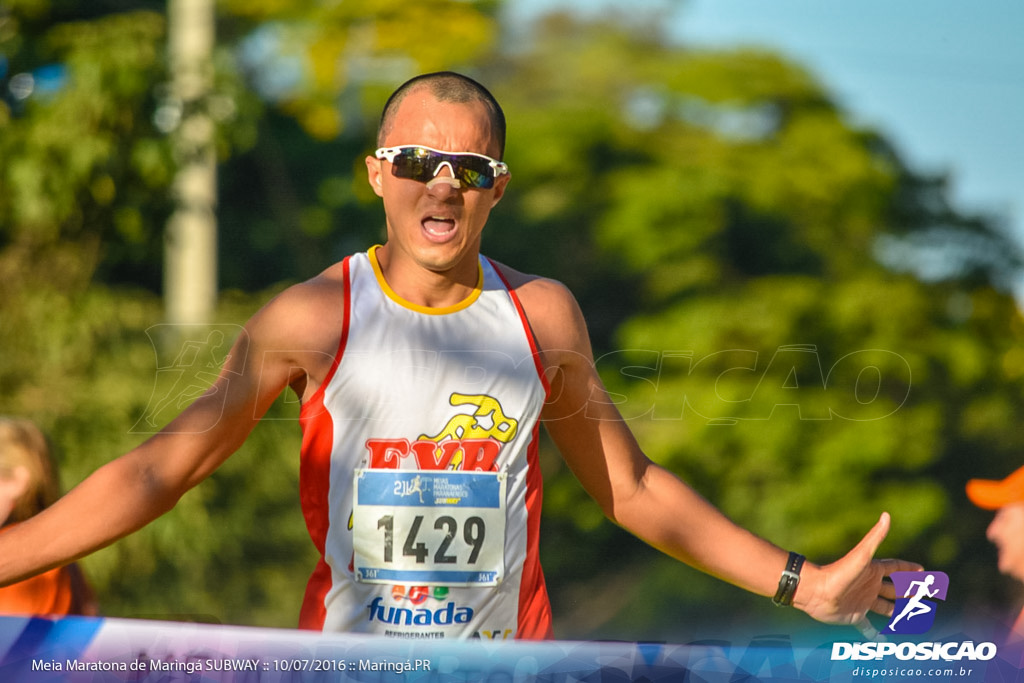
[165,0,217,326]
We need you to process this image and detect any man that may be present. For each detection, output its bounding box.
[967,464,1024,641]
[0,71,919,639]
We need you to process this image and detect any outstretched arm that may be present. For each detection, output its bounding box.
[0,279,335,587]
[514,272,920,626]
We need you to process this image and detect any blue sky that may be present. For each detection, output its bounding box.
[507,0,1024,256]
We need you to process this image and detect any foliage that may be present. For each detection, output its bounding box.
[2,2,1023,640]
[0,281,312,625]
[480,12,1024,639]
[220,0,499,141]
[1,5,173,294]
[1,0,502,627]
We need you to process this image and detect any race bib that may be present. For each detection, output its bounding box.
[352,469,507,587]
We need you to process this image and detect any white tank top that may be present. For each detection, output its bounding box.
[298,247,552,639]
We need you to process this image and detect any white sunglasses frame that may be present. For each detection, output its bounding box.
[374,145,510,183]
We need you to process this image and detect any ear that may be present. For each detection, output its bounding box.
[489,171,511,208]
[365,155,385,198]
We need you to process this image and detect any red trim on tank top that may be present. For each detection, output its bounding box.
[487,259,554,639]
[298,256,352,629]
[487,259,551,399]
[515,422,554,639]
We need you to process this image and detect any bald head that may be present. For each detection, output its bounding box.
[377,71,506,158]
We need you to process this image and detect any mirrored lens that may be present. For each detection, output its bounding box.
[390,148,497,189]
[452,159,492,188]
[392,148,435,181]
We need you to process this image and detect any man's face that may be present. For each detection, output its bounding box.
[987,502,1024,582]
[365,89,510,278]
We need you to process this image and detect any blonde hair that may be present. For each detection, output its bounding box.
[0,417,61,525]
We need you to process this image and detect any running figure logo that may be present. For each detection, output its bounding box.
[883,571,950,635]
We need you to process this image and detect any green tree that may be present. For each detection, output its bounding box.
[0,0,505,626]
[3,2,1021,639]
[477,12,1024,641]
[0,6,173,290]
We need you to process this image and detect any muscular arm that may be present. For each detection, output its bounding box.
[0,272,344,587]
[505,267,917,625]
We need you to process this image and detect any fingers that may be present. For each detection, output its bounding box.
[810,513,924,628]
[853,512,891,560]
[884,558,925,574]
[874,557,925,578]
[870,561,925,619]
[871,595,895,618]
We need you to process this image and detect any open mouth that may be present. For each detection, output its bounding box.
[422,215,457,239]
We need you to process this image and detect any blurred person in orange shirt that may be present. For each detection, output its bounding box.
[967,464,1024,642]
[0,417,96,617]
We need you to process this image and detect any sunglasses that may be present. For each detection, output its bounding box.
[375,145,509,189]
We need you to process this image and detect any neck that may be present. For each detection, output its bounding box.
[373,244,481,309]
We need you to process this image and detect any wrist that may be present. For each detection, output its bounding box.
[790,560,823,614]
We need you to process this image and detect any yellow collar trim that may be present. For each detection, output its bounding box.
[369,245,484,315]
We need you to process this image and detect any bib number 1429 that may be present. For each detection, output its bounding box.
[376,513,485,565]
[353,470,506,586]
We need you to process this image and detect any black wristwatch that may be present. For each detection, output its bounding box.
[772,551,806,607]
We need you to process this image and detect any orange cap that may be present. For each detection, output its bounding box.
[966,464,1024,510]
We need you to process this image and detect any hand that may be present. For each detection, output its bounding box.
[796,512,923,627]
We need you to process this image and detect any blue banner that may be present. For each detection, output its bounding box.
[2,615,1022,682]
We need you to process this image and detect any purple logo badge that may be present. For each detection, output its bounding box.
[883,571,949,635]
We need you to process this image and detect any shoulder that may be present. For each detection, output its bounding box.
[246,259,349,356]
[490,260,590,358]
